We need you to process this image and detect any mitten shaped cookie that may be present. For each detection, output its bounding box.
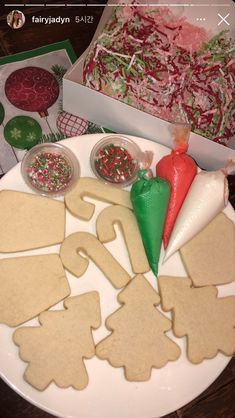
[96,274,180,381]
[13,292,101,391]
[158,276,235,363]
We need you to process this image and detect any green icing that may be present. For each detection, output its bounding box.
[131,170,170,276]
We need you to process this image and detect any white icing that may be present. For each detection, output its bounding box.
[164,170,226,260]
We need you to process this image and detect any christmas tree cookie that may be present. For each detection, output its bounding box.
[180,212,235,286]
[96,274,181,381]
[13,292,101,391]
[158,276,235,364]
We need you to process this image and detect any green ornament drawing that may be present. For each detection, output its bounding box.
[4,116,42,149]
[0,102,5,125]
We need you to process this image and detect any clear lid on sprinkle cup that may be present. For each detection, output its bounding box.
[21,143,80,197]
[90,135,142,187]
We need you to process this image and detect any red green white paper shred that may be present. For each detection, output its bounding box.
[84,5,235,146]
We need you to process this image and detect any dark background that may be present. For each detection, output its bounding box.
[0,1,108,58]
[0,1,235,417]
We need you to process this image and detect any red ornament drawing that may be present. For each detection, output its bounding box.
[57,111,88,137]
[5,67,59,117]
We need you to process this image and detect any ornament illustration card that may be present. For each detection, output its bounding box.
[0,41,78,175]
[0,42,114,177]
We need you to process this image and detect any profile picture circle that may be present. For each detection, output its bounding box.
[7,10,25,29]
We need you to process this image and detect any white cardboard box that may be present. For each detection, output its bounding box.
[63,0,235,170]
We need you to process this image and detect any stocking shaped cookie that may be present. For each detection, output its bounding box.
[158,276,235,363]
[13,292,101,391]
[96,274,180,381]
[65,177,132,220]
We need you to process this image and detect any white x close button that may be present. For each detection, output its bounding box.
[217,13,230,26]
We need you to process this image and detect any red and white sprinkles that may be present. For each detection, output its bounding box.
[94,143,137,184]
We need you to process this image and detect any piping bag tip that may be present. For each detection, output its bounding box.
[163,248,175,263]
[150,262,158,277]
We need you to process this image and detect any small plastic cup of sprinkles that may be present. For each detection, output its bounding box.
[90,135,142,187]
[21,143,80,197]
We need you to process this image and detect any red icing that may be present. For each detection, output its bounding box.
[156,150,197,248]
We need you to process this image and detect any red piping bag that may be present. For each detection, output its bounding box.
[156,123,197,249]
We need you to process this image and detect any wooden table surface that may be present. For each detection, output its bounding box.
[0,2,234,417]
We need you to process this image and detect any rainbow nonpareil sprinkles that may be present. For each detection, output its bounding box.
[27,152,73,193]
[94,143,137,183]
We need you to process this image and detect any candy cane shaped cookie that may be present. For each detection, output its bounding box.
[96,205,150,274]
[65,177,132,220]
[60,232,131,289]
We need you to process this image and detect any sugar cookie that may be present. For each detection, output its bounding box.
[96,205,150,274]
[0,254,70,327]
[13,292,101,390]
[60,231,131,288]
[96,274,181,381]
[158,276,235,364]
[180,213,235,286]
[0,190,65,252]
[65,177,132,220]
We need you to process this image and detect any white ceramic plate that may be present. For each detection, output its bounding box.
[0,134,234,418]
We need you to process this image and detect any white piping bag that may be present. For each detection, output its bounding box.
[164,162,233,261]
